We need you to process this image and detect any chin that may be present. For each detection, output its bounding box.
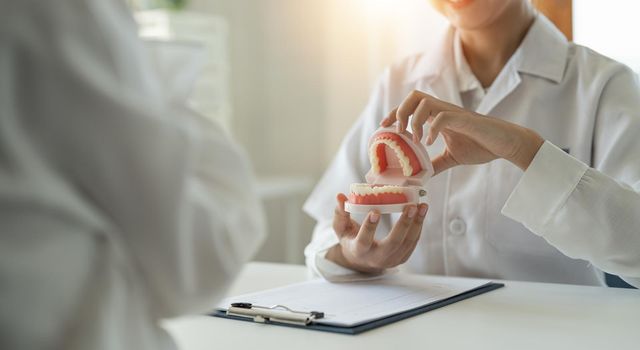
[433,0,513,30]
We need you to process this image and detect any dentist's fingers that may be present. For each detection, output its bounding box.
[354,211,380,252]
[380,107,399,127]
[386,91,470,137]
[430,150,459,176]
[426,111,447,145]
[396,204,428,264]
[397,91,456,134]
[395,91,427,133]
[411,98,431,143]
[380,204,417,250]
[426,111,469,145]
[333,193,352,237]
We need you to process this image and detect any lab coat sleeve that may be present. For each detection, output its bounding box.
[502,67,640,288]
[7,0,265,317]
[303,71,395,281]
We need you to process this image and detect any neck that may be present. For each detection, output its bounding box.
[459,2,535,88]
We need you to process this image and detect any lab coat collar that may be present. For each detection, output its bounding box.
[512,13,569,84]
[404,14,569,85]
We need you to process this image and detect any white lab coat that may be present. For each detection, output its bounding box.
[304,15,640,288]
[0,1,265,349]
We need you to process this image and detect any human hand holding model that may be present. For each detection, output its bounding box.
[381,90,545,174]
[325,193,428,274]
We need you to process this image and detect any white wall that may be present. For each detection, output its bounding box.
[188,0,327,177]
[188,0,447,173]
[323,0,448,162]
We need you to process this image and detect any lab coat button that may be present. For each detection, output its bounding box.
[449,219,466,236]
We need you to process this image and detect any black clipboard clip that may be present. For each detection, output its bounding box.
[227,302,324,326]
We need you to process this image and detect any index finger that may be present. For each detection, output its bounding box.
[396,91,429,133]
[380,107,399,128]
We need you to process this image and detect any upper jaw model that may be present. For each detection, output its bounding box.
[345,127,434,214]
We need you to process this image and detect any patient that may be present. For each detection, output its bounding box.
[0,1,264,349]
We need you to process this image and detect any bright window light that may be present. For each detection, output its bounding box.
[574,1,640,72]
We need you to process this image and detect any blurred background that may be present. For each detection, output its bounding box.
[128,0,640,264]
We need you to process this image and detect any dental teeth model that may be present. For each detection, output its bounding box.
[369,132,421,176]
[345,127,434,214]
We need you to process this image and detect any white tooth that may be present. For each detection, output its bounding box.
[398,153,413,176]
[351,183,367,195]
[387,140,413,176]
[369,145,380,174]
[351,184,409,198]
[351,184,404,196]
[387,142,408,176]
[370,138,415,177]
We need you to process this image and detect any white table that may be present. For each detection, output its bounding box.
[164,262,640,350]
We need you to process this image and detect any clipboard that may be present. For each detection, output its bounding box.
[211,276,504,335]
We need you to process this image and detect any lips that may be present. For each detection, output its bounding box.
[446,0,474,9]
[369,132,423,177]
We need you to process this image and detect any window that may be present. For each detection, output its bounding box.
[574,1,640,72]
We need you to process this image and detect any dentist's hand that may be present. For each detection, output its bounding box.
[326,194,428,274]
[380,90,545,174]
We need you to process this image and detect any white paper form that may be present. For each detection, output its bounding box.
[218,274,492,327]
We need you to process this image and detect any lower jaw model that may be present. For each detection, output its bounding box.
[345,127,433,214]
[349,184,409,205]
[347,183,426,214]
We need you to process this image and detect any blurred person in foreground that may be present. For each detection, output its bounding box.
[0,0,265,349]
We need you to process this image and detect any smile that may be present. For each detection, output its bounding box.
[445,0,474,9]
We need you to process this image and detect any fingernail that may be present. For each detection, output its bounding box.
[369,212,380,223]
[419,205,427,217]
[407,206,417,218]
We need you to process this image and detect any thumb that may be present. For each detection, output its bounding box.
[431,151,458,176]
[333,193,353,236]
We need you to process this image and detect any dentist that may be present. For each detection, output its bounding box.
[1,1,265,349]
[304,0,640,287]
